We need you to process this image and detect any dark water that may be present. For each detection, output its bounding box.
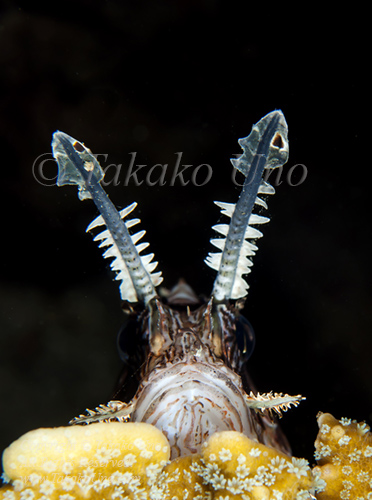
[0,2,370,464]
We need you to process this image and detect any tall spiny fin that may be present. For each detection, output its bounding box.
[86,202,162,303]
[205,110,289,301]
[52,131,162,305]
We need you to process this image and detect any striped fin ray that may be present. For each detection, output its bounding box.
[206,202,268,299]
[52,131,162,305]
[86,202,163,303]
[245,392,305,418]
[206,110,289,301]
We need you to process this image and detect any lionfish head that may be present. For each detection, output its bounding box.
[52,111,302,459]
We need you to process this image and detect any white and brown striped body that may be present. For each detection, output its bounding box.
[129,289,288,458]
[133,361,257,458]
[59,113,301,459]
[133,358,259,458]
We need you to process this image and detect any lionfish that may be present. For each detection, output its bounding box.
[52,110,303,459]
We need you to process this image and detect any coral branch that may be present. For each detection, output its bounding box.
[1,412,371,500]
[0,422,317,500]
[313,412,372,500]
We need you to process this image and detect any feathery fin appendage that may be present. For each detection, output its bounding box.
[52,131,162,305]
[86,202,138,231]
[52,131,104,201]
[206,110,289,302]
[233,112,289,176]
[245,391,305,418]
[70,400,136,425]
[86,202,163,303]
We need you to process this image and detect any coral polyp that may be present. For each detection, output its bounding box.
[313,413,372,500]
[1,421,321,500]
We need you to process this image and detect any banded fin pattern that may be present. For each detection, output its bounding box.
[52,131,162,304]
[206,110,289,301]
[245,391,305,418]
[86,202,163,303]
[70,400,135,425]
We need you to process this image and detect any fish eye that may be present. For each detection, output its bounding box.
[235,314,255,362]
[116,317,141,367]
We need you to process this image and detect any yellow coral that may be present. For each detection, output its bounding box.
[1,422,170,500]
[1,421,321,500]
[161,432,316,499]
[193,430,314,499]
[313,412,372,500]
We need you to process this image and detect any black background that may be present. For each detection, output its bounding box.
[0,1,370,463]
